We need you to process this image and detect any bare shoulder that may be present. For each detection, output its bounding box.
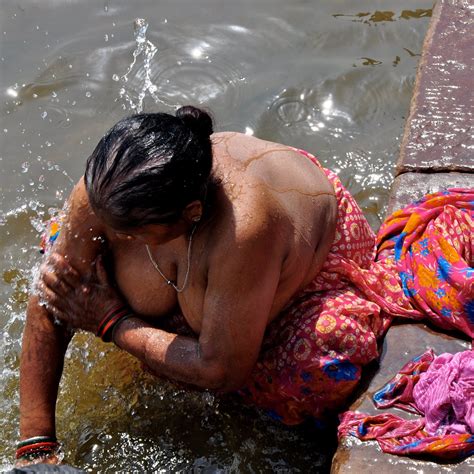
[207,179,287,269]
[53,178,105,271]
[212,131,335,228]
[212,132,333,194]
[62,178,105,236]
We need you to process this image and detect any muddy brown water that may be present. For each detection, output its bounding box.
[0,1,433,471]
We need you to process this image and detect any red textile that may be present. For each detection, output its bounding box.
[376,189,474,337]
[338,188,474,460]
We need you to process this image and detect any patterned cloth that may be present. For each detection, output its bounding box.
[338,350,474,460]
[40,216,62,254]
[338,188,474,459]
[376,188,474,337]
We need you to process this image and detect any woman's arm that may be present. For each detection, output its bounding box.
[115,224,283,390]
[44,217,284,392]
[19,296,72,440]
[18,179,104,463]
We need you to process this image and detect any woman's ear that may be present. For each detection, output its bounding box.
[182,200,203,224]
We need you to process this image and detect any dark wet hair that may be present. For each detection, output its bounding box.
[84,105,215,228]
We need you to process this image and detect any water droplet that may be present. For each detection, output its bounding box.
[3,129,7,133]
[41,111,48,119]
[104,34,109,42]
[45,141,52,147]
[21,162,29,173]
[51,91,57,98]
[85,91,91,98]
[112,74,120,82]
[134,18,148,44]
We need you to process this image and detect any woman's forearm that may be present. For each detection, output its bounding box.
[19,296,71,439]
[113,317,231,391]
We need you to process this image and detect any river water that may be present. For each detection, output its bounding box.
[0,1,432,471]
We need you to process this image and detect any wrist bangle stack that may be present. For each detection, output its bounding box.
[96,304,132,343]
[16,436,60,460]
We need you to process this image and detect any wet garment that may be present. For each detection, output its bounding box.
[414,350,474,436]
[376,188,474,338]
[338,350,474,460]
[238,185,473,425]
[338,188,474,460]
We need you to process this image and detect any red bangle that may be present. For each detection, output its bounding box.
[96,303,127,337]
[16,441,59,459]
[96,304,132,343]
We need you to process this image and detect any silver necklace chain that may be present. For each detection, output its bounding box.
[145,224,198,293]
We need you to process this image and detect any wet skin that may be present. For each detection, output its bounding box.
[19,132,337,461]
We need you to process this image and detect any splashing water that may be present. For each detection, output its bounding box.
[117,19,174,112]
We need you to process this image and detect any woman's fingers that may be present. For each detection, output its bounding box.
[48,253,81,286]
[37,251,121,333]
[38,284,69,320]
[42,270,74,297]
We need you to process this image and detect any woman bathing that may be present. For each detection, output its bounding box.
[17,105,473,464]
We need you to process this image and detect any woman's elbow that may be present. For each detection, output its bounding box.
[200,361,246,392]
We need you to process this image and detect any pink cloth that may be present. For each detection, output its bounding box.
[338,349,474,460]
[414,350,474,436]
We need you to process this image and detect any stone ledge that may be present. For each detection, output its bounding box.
[387,171,473,214]
[396,0,474,174]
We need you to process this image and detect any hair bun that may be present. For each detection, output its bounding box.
[176,105,213,138]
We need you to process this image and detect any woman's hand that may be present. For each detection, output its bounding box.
[39,253,124,333]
